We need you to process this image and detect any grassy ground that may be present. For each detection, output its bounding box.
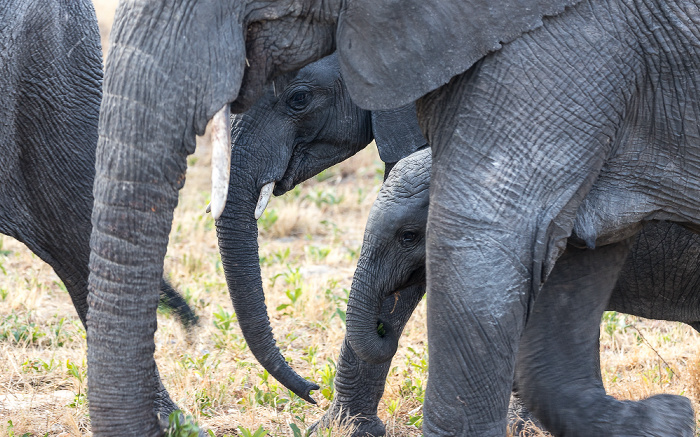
[1,1,700,435]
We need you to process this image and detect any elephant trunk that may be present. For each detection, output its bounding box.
[216,178,318,403]
[345,259,402,365]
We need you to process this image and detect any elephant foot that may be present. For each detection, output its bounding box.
[507,394,544,436]
[158,410,209,437]
[154,387,179,421]
[153,364,180,422]
[620,394,694,437]
[533,392,695,437]
[309,407,386,437]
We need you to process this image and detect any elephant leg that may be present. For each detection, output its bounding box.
[508,380,544,434]
[153,363,179,421]
[515,241,694,437]
[311,338,390,437]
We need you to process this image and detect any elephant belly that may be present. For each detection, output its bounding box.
[572,107,700,248]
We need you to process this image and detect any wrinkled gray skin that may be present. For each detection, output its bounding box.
[347,149,700,436]
[90,0,700,433]
[217,52,424,433]
[414,2,700,434]
[0,0,195,423]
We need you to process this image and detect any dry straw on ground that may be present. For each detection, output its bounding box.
[1,2,699,435]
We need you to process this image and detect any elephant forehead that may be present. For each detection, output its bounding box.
[380,149,432,200]
[294,52,340,86]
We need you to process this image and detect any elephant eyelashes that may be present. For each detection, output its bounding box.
[400,231,418,245]
[288,90,310,110]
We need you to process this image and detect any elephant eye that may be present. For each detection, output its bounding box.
[288,91,310,110]
[401,231,417,244]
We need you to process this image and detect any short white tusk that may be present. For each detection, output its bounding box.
[205,203,211,214]
[255,182,275,220]
[197,105,231,220]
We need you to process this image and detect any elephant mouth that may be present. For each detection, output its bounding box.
[390,268,426,296]
[273,176,295,196]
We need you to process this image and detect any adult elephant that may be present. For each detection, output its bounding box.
[89,0,700,434]
[345,149,700,436]
[0,0,195,423]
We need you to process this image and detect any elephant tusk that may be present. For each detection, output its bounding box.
[205,203,211,214]
[197,105,231,220]
[255,182,275,220]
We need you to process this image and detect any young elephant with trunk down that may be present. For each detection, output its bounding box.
[345,148,700,436]
[214,52,425,428]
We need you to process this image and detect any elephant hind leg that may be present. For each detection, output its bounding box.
[515,241,694,437]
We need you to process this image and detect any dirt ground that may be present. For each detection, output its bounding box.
[1,1,699,435]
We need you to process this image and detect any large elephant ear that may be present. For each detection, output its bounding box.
[336,0,582,110]
[372,103,427,164]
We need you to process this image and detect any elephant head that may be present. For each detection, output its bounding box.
[216,51,426,402]
[345,149,431,364]
[88,0,583,433]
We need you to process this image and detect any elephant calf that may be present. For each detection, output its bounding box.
[341,148,700,436]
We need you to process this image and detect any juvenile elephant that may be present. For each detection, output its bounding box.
[217,52,426,407]
[0,0,195,421]
[91,0,700,433]
[346,149,700,435]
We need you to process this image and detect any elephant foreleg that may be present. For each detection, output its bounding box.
[515,240,694,437]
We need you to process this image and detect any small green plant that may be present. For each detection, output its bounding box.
[399,345,428,428]
[237,425,269,437]
[301,345,319,369]
[0,312,45,345]
[377,322,386,337]
[273,247,291,264]
[271,266,303,288]
[66,359,87,408]
[258,209,279,232]
[276,288,303,313]
[602,311,629,338]
[325,284,349,326]
[386,399,401,416]
[283,185,303,202]
[289,423,308,437]
[5,420,31,437]
[356,187,370,205]
[306,245,331,262]
[51,316,68,347]
[0,238,10,256]
[320,220,342,240]
[212,305,237,333]
[305,189,345,208]
[53,280,68,293]
[318,360,337,401]
[165,411,212,437]
[179,353,219,379]
[22,357,57,373]
[345,245,361,261]
[406,407,424,428]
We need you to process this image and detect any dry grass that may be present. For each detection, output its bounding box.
[1,2,700,435]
